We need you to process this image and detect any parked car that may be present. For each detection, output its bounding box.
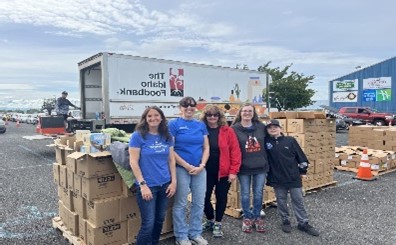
[26,114,38,124]
[19,114,30,123]
[0,120,6,133]
[321,105,365,130]
[338,107,396,126]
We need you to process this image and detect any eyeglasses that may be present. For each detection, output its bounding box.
[241,110,253,113]
[206,113,219,117]
[181,103,196,108]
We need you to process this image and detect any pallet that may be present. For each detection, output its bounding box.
[303,181,337,195]
[53,217,174,245]
[224,198,277,218]
[52,217,83,245]
[335,166,396,176]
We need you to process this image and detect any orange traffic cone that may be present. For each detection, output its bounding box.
[35,118,41,133]
[353,148,377,181]
[16,120,21,128]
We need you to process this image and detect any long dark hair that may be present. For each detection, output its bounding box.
[231,103,260,125]
[135,106,171,142]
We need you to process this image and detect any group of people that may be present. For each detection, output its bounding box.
[128,96,319,245]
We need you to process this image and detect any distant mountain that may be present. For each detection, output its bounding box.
[301,100,329,110]
[0,98,80,111]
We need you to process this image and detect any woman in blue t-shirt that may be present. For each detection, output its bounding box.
[169,97,210,245]
[129,106,177,245]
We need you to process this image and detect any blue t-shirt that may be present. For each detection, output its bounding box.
[168,118,208,167]
[129,132,174,187]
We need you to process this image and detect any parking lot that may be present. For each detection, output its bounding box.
[1,122,396,245]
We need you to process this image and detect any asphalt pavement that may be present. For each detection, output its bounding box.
[1,123,395,245]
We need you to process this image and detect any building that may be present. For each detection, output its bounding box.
[329,56,396,113]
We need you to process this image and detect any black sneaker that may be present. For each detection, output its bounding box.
[297,223,319,236]
[281,220,292,233]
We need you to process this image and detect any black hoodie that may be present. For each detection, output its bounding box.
[265,135,308,188]
[231,122,269,175]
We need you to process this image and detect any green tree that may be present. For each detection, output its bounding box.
[258,62,315,111]
[42,98,56,114]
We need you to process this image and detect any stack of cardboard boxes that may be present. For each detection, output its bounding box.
[53,133,173,245]
[349,126,396,151]
[334,146,396,172]
[269,111,337,190]
[224,111,337,217]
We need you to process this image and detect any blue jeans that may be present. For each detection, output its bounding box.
[238,173,267,219]
[136,182,170,245]
[173,167,206,241]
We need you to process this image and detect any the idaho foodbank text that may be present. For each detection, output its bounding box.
[117,72,167,96]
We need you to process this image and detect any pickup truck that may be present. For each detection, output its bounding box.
[338,107,396,126]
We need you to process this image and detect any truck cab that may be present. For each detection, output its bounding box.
[338,107,396,126]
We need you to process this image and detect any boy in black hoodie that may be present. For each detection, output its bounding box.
[265,119,319,236]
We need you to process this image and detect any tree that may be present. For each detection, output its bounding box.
[258,62,315,111]
[42,98,56,114]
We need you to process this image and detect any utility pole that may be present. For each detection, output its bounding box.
[266,73,270,113]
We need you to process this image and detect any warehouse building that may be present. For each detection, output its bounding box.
[329,56,396,113]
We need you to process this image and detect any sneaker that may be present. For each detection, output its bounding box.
[281,220,292,233]
[176,240,192,245]
[242,218,253,233]
[202,219,214,231]
[212,223,223,237]
[297,223,320,236]
[254,218,265,233]
[190,235,208,245]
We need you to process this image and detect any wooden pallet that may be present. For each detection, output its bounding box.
[335,166,396,176]
[303,181,337,195]
[224,198,277,219]
[53,217,174,245]
[52,217,83,245]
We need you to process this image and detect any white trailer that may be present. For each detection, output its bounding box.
[78,52,269,126]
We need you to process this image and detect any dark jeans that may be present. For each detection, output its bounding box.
[204,174,231,222]
[136,182,170,245]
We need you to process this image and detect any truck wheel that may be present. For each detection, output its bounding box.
[373,119,385,126]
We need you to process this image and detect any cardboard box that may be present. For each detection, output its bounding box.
[287,119,316,133]
[86,197,121,227]
[81,173,123,201]
[87,220,127,245]
[127,218,141,244]
[55,146,66,165]
[59,165,68,189]
[67,169,74,191]
[72,191,86,218]
[66,207,79,236]
[74,174,82,196]
[75,130,91,142]
[66,153,77,173]
[161,208,173,234]
[59,201,68,225]
[68,151,116,178]
[59,186,73,211]
[227,191,240,209]
[53,163,60,185]
[79,218,87,244]
[288,133,317,147]
[120,196,140,221]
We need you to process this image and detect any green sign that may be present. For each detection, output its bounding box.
[336,81,356,90]
[376,89,391,101]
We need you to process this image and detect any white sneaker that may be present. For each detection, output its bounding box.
[190,235,208,245]
[176,240,192,245]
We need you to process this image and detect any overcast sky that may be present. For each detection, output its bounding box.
[0,0,395,108]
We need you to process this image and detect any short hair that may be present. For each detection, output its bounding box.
[199,105,227,126]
